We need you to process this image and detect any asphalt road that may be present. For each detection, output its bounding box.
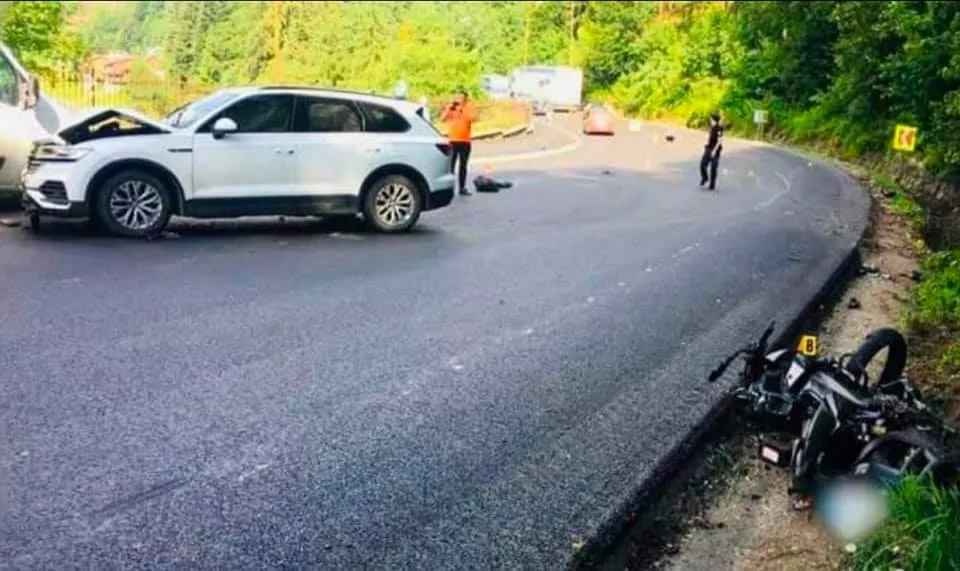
[0,118,868,569]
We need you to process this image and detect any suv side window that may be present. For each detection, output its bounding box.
[358,102,410,133]
[293,96,363,133]
[200,94,293,133]
[0,54,18,107]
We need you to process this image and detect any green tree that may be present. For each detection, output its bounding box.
[733,1,838,106]
[576,1,654,90]
[1,1,85,74]
[165,0,233,84]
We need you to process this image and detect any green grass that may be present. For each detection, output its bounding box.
[940,342,960,378]
[908,250,960,331]
[853,477,960,571]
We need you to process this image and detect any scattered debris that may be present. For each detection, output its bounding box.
[860,263,880,274]
[474,175,513,192]
[848,297,862,309]
[665,135,675,142]
[0,217,22,228]
[601,169,613,176]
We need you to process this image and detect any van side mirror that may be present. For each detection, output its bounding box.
[20,74,39,110]
[212,117,238,140]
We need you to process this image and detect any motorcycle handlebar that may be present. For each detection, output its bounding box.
[758,321,776,353]
[707,322,776,383]
[708,349,744,383]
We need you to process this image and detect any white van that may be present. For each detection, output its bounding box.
[0,43,73,197]
[509,66,583,110]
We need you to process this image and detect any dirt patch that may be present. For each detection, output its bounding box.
[610,172,922,571]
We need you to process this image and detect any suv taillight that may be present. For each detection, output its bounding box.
[435,143,452,156]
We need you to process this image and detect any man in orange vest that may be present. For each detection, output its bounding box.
[441,90,476,196]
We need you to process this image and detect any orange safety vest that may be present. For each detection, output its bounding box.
[443,102,476,142]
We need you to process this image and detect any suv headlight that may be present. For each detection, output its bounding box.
[33,144,93,162]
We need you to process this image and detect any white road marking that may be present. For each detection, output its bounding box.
[751,170,795,212]
[775,171,792,190]
[479,123,582,165]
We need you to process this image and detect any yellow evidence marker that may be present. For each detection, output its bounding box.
[797,334,819,357]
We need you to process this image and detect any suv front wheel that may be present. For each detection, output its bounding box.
[363,174,422,233]
[95,169,172,237]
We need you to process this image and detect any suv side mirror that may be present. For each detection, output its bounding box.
[212,117,237,140]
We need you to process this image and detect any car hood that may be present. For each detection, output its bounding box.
[57,108,172,144]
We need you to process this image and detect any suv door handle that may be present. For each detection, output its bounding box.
[273,148,295,155]
[363,145,382,154]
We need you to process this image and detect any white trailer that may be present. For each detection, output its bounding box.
[509,66,583,110]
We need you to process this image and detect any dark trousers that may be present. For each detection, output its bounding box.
[700,145,722,189]
[451,142,472,193]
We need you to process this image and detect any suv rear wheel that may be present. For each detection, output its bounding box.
[363,174,422,232]
[95,169,172,237]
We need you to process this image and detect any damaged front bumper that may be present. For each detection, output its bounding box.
[21,187,89,218]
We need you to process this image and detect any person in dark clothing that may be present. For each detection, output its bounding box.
[700,113,724,190]
[450,143,471,195]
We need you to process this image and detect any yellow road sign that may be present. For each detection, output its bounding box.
[893,124,918,152]
[798,335,819,357]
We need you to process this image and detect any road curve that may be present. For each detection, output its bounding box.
[0,119,868,569]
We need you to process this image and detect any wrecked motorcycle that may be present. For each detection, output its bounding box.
[708,323,958,504]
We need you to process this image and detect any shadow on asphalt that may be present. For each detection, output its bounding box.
[17,214,444,242]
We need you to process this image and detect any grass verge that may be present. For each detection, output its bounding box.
[854,185,960,570]
[852,477,960,571]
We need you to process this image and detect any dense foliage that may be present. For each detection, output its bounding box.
[3,1,960,175]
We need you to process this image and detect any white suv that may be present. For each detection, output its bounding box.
[22,87,456,236]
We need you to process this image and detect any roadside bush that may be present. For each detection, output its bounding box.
[908,250,960,331]
[853,477,960,571]
[940,342,960,380]
[671,77,729,128]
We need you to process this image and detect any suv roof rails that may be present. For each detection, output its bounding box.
[258,85,383,98]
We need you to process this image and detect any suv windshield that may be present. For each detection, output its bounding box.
[164,90,240,129]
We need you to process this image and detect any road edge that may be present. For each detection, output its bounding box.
[568,158,872,569]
